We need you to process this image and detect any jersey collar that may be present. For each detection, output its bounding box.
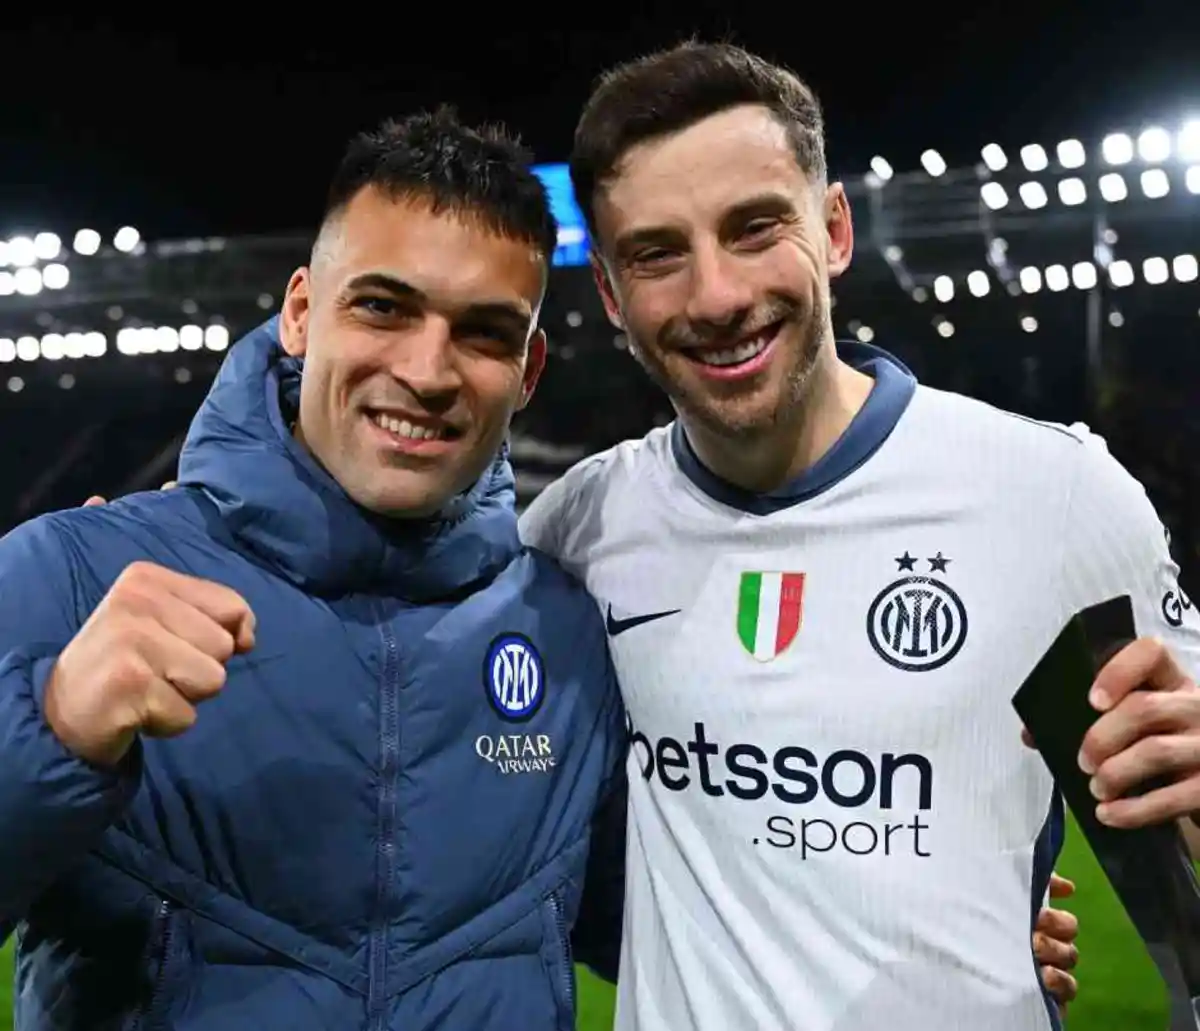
[670,340,917,515]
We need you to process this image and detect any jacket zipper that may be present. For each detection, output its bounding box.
[548,891,575,1015]
[132,899,174,1030]
[368,613,401,1030]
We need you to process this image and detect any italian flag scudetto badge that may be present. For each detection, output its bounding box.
[737,571,806,661]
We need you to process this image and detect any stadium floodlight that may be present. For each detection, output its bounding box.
[920,149,947,176]
[855,324,875,343]
[1142,257,1169,285]
[14,267,41,296]
[1021,315,1038,333]
[1098,173,1129,202]
[935,319,955,338]
[6,377,23,393]
[966,270,990,297]
[204,325,230,351]
[32,232,61,261]
[113,226,140,253]
[1071,261,1098,290]
[6,236,36,267]
[1056,139,1086,169]
[869,156,893,181]
[16,336,39,361]
[1180,120,1200,162]
[73,229,101,256]
[1019,266,1043,293]
[1057,177,1087,205]
[0,339,13,362]
[1173,254,1199,283]
[1140,168,1170,199]
[155,327,180,353]
[1101,133,1134,165]
[41,263,69,290]
[980,143,1007,171]
[1137,126,1171,163]
[115,328,142,356]
[180,325,204,351]
[1045,264,1070,292]
[1187,167,1200,194]
[933,275,955,303]
[0,272,13,296]
[61,333,85,360]
[1020,144,1049,172]
[1017,181,1048,209]
[1108,260,1134,288]
[980,182,1008,210]
[40,335,65,361]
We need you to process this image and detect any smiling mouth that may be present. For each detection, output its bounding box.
[686,321,783,368]
[367,410,463,443]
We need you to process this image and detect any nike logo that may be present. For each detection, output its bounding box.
[605,605,681,636]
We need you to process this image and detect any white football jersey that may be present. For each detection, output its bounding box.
[520,343,1200,1031]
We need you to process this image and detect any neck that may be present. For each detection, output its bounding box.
[682,343,875,494]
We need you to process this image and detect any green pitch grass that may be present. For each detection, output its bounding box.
[0,812,1173,1029]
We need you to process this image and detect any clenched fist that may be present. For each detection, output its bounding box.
[43,561,256,767]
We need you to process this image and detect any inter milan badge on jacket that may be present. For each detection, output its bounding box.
[483,633,545,722]
[866,552,968,673]
[737,571,805,662]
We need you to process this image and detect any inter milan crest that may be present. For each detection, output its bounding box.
[737,571,806,661]
[866,552,968,672]
[483,633,545,722]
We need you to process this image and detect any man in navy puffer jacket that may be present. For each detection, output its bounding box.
[0,109,626,1030]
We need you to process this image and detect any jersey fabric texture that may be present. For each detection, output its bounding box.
[519,341,1200,1031]
[0,318,626,1031]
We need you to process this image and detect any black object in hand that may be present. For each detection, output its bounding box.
[1013,595,1200,1030]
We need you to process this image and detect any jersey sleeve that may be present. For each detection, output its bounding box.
[517,472,570,559]
[1058,430,1200,679]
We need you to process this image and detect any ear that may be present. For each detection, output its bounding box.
[279,267,312,357]
[515,329,548,412]
[824,182,855,281]
[589,253,625,331]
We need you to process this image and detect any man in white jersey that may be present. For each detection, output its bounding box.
[520,42,1200,1030]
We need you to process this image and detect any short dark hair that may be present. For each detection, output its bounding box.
[570,41,827,239]
[322,106,558,263]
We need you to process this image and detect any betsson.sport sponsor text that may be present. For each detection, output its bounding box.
[629,719,933,859]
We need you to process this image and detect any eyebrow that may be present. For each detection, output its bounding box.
[343,271,533,329]
[612,191,800,257]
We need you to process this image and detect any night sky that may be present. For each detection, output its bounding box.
[3,6,1198,244]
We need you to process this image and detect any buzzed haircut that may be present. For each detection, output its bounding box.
[321,106,559,264]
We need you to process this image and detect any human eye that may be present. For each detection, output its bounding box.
[740,217,780,242]
[352,296,400,317]
[459,323,524,353]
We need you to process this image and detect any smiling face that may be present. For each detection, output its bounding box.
[279,186,547,519]
[590,104,853,445]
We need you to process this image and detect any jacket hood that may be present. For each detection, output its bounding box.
[176,317,521,600]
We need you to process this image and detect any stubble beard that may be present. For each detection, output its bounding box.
[630,298,829,446]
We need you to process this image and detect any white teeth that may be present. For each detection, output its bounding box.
[372,412,444,440]
[694,333,771,367]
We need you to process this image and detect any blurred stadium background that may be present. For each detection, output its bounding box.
[0,116,1197,1028]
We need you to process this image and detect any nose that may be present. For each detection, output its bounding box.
[384,317,462,400]
[685,242,755,329]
